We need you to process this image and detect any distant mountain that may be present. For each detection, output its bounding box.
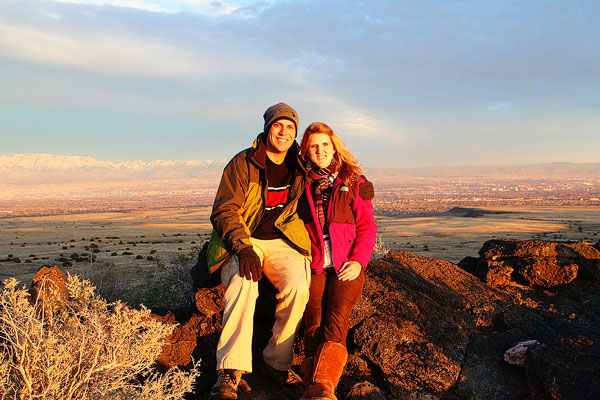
[1,154,598,185]
[0,153,227,184]
[366,162,600,182]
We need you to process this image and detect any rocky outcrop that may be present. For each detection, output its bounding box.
[186,241,599,400]
[28,238,600,399]
[151,312,205,370]
[458,239,600,287]
[347,251,506,398]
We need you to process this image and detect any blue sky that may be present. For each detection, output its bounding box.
[1,0,598,167]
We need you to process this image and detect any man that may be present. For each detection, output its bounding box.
[207,103,311,399]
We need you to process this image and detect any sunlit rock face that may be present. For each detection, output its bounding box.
[460,239,600,287]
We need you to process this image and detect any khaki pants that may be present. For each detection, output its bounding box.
[217,238,311,372]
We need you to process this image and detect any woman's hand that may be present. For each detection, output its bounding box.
[337,260,362,281]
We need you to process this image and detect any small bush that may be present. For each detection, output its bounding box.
[80,261,129,302]
[371,236,390,260]
[135,249,198,310]
[79,249,197,311]
[0,276,200,399]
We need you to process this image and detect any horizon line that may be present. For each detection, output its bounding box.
[2,152,600,170]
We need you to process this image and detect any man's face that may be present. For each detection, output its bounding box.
[265,119,296,155]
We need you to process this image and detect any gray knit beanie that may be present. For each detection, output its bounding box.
[263,103,299,136]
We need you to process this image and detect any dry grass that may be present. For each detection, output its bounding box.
[371,235,390,260]
[0,275,200,400]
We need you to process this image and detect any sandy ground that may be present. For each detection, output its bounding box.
[377,205,600,262]
[1,205,599,284]
[0,207,213,283]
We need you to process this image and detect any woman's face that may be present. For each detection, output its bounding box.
[306,133,336,168]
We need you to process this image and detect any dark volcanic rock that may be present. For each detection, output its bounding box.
[455,330,534,400]
[345,381,387,400]
[457,239,600,400]
[472,239,600,287]
[152,312,204,370]
[188,247,600,400]
[350,251,506,398]
[190,285,226,394]
[527,342,600,400]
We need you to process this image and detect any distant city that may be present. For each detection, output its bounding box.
[0,154,598,218]
[1,177,598,219]
[374,177,600,214]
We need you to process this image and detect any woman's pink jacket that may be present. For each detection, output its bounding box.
[302,177,378,274]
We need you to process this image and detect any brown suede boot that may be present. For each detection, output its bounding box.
[300,342,348,400]
[300,357,314,387]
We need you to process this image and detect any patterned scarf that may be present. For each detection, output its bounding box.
[307,159,338,228]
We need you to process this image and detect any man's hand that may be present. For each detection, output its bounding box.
[337,260,362,281]
[237,246,262,281]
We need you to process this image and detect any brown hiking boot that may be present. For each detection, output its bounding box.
[258,358,303,388]
[300,342,347,400]
[209,369,243,399]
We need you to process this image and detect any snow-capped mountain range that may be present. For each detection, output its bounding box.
[0,153,227,184]
[1,154,599,185]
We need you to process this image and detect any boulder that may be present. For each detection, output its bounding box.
[526,341,600,400]
[349,251,506,398]
[152,312,205,370]
[504,340,540,366]
[462,239,600,287]
[29,266,68,313]
[189,246,600,399]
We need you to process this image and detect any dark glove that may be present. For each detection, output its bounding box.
[237,246,262,281]
[359,180,374,200]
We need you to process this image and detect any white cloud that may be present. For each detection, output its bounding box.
[51,0,273,16]
[0,22,207,76]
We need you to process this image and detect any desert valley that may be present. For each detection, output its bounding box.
[1,154,599,283]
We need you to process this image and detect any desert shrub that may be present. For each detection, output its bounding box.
[371,235,390,260]
[133,249,198,310]
[79,248,197,311]
[0,275,200,400]
[79,260,132,303]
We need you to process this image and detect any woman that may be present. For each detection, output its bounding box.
[298,122,377,400]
